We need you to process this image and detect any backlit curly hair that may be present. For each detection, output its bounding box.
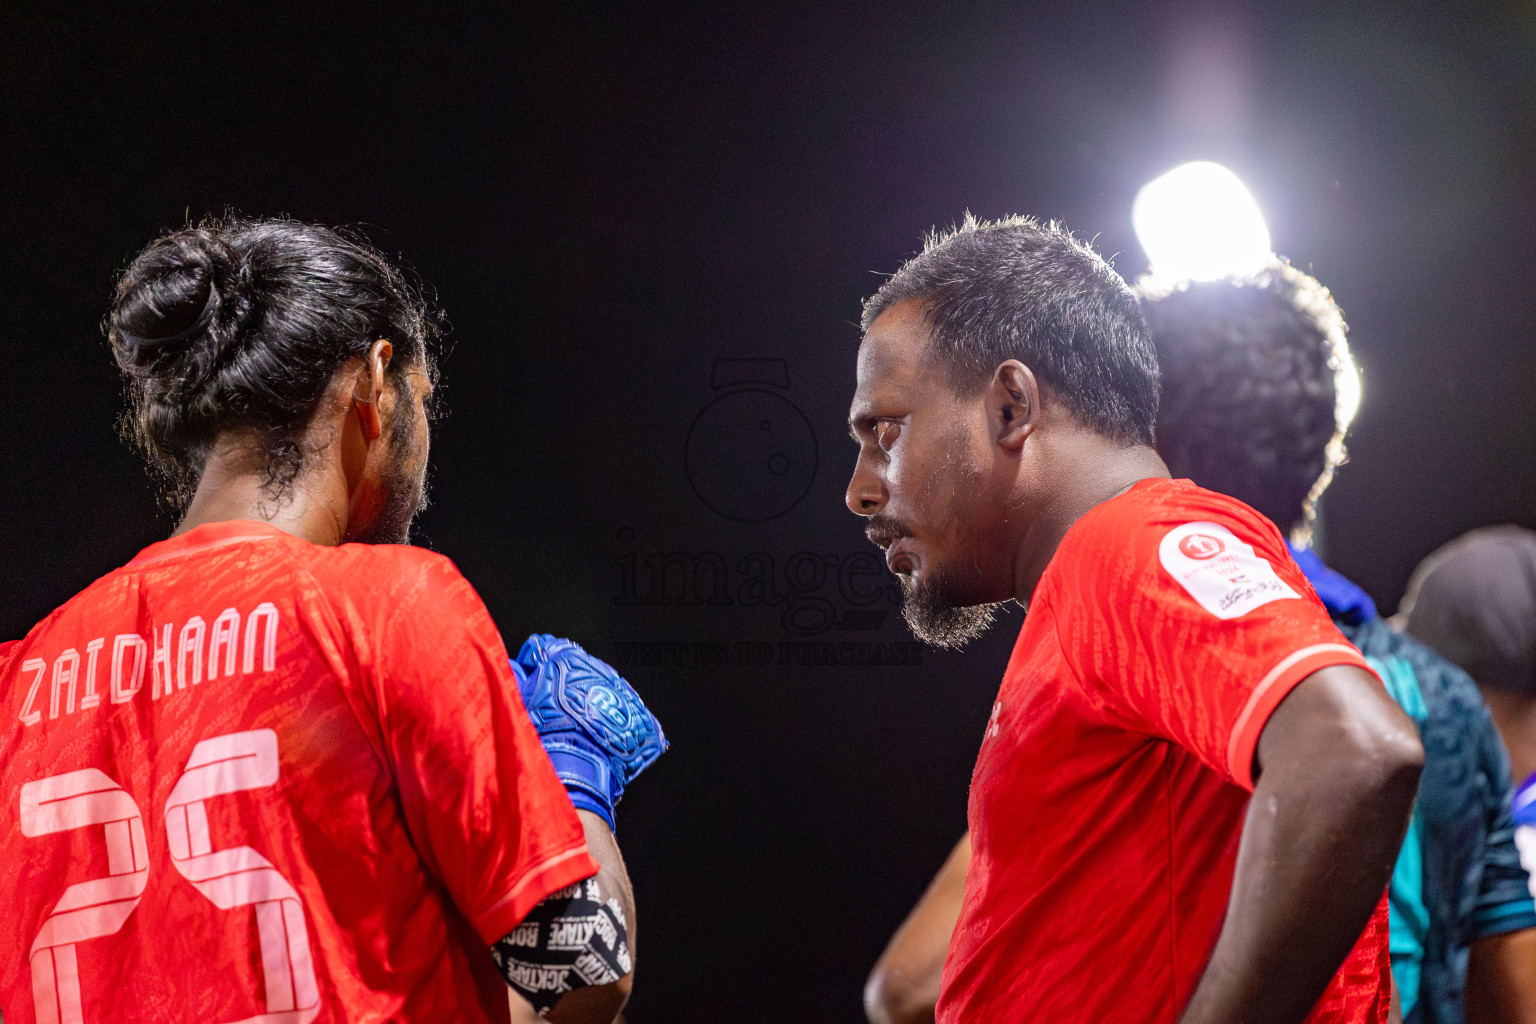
[1140,261,1357,540]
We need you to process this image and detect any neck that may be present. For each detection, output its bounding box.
[1011,438,1169,604]
[175,440,352,547]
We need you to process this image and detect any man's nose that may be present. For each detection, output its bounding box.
[846,455,887,517]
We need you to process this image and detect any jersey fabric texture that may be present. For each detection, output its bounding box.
[0,520,599,1024]
[1291,546,1536,1024]
[936,478,1390,1024]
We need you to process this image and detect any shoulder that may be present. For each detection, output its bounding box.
[301,543,490,628]
[1052,478,1293,609]
[1068,478,1286,557]
[308,541,471,593]
[3,564,142,662]
[305,546,509,686]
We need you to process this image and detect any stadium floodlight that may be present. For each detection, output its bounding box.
[1132,161,1272,282]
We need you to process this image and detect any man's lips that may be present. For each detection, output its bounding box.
[885,538,918,575]
[866,518,917,573]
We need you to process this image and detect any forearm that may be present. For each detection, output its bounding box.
[865,834,971,1024]
[1181,670,1422,1024]
[1181,776,1408,1022]
[543,811,636,1024]
[498,810,636,1024]
[1467,928,1536,1024]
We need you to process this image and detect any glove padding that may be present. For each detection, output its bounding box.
[512,634,667,831]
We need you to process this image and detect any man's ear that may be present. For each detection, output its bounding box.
[987,360,1040,452]
[351,340,394,442]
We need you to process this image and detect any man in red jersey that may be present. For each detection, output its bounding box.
[845,215,1423,1024]
[0,217,639,1023]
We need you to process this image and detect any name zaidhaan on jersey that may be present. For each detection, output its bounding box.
[14,603,281,727]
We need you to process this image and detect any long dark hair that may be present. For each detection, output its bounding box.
[107,214,442,506]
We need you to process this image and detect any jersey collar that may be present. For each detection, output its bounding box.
[126,519,298,568]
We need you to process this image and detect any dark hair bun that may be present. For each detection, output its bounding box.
[107,214,442,507]
[110,229,227,369]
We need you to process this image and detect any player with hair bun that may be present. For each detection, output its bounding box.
[0,215,661,1024]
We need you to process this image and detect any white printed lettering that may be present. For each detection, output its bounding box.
[503,960,572,994]
[207,608,240,680]
[151,624,174,700]
[164,729,319,1021]
[50,650,80,720]
[19,601,281,724]
[177,616,206,691]
[20,768,149,1024]
[590,909,618,948]
[111,634,147,704]
[573,949,621,986]
[549,917,598,949]
[80,638,104,711]
[20,730,319,1023]
[244,603,279,675]
[19,658,46,727]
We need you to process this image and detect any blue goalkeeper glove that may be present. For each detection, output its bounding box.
[512,634,667,831]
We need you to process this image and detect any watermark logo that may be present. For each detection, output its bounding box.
[611,358,925,669]
[684,358,818,522]
[615,542,899,635]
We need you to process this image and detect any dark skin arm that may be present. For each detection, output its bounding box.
[864,834,971,1024]
[1179,665,1424,1024]
[508,810,636,1024]
[1466,927,1536,1024]
[862,671,1419,1024]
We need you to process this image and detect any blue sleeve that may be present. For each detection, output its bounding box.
[1353,618,1536,948]
[1464,671,1536,941]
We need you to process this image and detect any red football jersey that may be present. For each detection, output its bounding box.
[937,478,1390,1024]
[0,520,599,1024]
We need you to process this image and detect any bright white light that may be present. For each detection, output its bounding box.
[1336,351,1361,430]
[1133,161,1272,282]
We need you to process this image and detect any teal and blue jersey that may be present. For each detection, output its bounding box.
[1291,544,1536,1024]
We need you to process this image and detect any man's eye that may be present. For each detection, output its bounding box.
[875,421,900,451]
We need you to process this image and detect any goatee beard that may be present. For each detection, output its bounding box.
[898,572,1001,650]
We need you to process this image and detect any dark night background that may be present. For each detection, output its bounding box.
[5,3,1536,1020]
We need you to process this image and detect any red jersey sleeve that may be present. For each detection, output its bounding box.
[349,549,599,944]
[1053,483,1375,790]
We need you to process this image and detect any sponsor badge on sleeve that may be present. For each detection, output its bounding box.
[1158,522,1300,620]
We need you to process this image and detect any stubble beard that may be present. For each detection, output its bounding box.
[355,420,431,545]
[894,444,1003,650]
